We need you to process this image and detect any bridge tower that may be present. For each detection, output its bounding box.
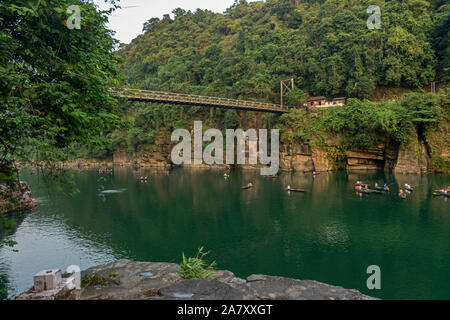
[280,78,294,107]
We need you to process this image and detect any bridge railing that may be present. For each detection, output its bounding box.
[112,88,289,112]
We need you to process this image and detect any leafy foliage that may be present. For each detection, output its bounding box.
[178,247,216,280]
[0,0,123,182]
[119,0,443,103]
[278,108,319,145]
[319,92,444,149]
[81,273,120,288]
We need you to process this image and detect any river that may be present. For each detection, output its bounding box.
[1,168,449,300]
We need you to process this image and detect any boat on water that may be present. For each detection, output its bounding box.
[358,189,383,194]
[433,190,450,198]
[375,183,390,192]
[355,181,370,188]
[241,183,254,190]
[287,186,306,193]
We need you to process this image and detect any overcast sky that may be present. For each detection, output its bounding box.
[93,0,259,44]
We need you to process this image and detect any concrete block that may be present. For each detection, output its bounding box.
[33,269,62,292]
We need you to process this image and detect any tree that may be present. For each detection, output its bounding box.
[0,0,123,183]
[284,87,306,108]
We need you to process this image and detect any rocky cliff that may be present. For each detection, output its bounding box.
[112,129,448,174]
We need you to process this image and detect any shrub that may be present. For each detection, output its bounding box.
[81,273,120,288]
[178,247,216,280]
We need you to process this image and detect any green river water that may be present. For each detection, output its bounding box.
[1,168,449,300]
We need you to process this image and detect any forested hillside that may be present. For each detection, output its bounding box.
[100,0,448,171]
[118,0,448,101]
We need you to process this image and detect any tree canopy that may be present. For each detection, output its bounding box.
[0,0,123,182]
[119,0,447,102]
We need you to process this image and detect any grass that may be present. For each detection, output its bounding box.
[81,273,120,288]
[178,247,216,280]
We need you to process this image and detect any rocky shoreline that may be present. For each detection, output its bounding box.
[17,259,376,300]
[0,181,36,215]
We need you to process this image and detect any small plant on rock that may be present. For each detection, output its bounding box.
[178,247,216,280]
[81,273,120,288]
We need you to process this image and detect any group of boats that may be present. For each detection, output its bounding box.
[355,181,414,199]
[236,173,448,200]
[356,181,450,199]
[241,182,307,193]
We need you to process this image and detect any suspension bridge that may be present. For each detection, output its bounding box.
[112,88,290,114]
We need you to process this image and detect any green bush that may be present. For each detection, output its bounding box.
[81,273,120,288]
[319,92,444,149]
[431,156,450,172]
[178,247,216,280]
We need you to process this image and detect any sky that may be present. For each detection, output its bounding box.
[93,0,259,44]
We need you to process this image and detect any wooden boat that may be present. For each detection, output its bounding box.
[375,186,390,192]
[433,192,450,198]
[287,187,306,193]
[398,191,407,199]
[241,183,254,190]
[359,189,383,194]
[355,183,370,188]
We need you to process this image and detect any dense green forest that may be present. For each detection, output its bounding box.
[119,0,448,99]
[105,0,449,161]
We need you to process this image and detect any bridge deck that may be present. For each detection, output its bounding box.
[113,89,289,114]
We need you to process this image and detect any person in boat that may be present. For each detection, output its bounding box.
[375,183,379,188]
[384,184,389,191]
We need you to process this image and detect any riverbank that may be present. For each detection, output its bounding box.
[0,181,36,215]
[17,259,376,300]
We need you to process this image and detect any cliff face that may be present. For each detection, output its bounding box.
[111,130,447,174]
[110,115,449,174]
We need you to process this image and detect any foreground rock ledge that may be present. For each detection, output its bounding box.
[18,259,377,300]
